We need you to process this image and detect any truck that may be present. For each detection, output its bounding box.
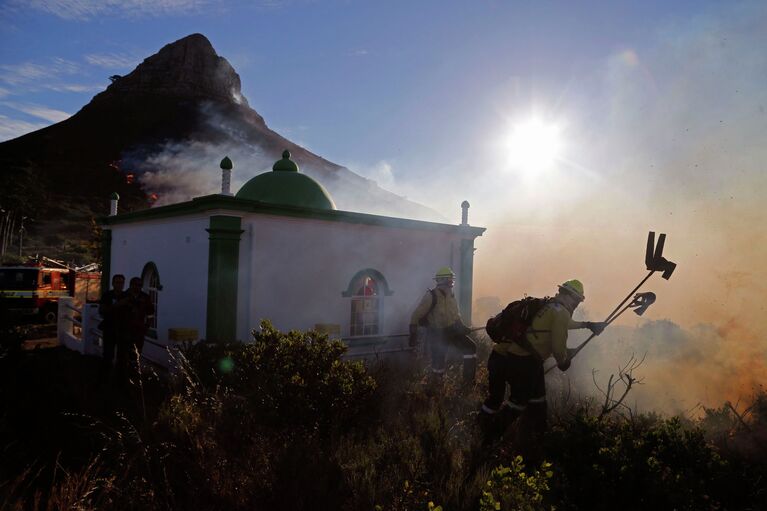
[0,260,101,323]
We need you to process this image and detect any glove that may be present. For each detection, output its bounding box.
[452,320,472,336]
[586,321,607,336]
[557,358,571,372]
[408,324,419,347]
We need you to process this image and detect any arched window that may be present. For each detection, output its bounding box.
[141,262,161,338]
[343,269,393,337]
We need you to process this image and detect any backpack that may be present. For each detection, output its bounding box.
[485,296,551,344]
[417,289,438,327]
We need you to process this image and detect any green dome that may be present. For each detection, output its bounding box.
[236,150,336,210]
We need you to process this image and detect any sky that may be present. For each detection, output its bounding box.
[1,0,765,411]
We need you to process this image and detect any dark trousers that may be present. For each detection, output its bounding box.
[428,329,477,382]
[480,352,549,451]
[102,331,117,373]
[102,330,140,383]
[483,351,546,411]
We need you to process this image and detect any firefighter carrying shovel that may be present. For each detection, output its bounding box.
[478,232,677,455]
[479,280,606,451]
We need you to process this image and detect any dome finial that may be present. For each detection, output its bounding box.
[273,149,299,172]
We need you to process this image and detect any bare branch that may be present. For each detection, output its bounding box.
[595,353,646,420]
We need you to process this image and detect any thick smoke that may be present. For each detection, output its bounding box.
[127,139,268,205]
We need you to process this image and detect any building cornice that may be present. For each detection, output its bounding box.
[101,194,486,238]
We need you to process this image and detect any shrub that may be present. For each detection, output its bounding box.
[479,456,554,511]
[546,413,736,510]
[179,320,377,436]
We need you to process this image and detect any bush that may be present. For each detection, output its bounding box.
[479,457,554,511]
[179,320,377,435]
[545,413,754,510]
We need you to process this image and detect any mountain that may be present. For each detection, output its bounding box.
[0,34,439,263]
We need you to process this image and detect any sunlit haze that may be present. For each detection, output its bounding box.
[504,118,563,174]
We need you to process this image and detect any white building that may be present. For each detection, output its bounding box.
[101,151,485,364]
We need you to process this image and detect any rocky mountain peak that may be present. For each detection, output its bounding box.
[95,33,248,106]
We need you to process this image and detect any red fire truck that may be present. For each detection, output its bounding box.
[0,261,101,323]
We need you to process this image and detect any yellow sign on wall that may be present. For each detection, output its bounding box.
[168,328,199,342]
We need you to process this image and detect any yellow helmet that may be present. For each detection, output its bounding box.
[558,279,585,301]
[434,266,456,279]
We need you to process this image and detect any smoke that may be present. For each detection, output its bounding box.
[123,100,442,221]
[126,139,269,205]
[557,317,767,415]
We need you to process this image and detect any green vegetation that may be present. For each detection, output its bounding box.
[1,322,765,510]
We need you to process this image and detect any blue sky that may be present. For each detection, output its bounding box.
[0,0,724,177]
[2,0,766,409]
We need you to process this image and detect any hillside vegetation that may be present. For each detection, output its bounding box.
[1,322,765,510]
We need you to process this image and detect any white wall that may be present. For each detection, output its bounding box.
[109,216,210,346]
[237,213,471,346]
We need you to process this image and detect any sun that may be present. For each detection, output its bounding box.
[505,118,562,172]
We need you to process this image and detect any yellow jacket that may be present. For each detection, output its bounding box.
[493,299,583,364]
[410,287,464,330]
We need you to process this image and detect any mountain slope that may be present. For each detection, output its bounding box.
[0,34,439,262]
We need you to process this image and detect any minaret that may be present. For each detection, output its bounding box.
[458,200,474,324]
[109,192,120,216]
[220,156,233,196]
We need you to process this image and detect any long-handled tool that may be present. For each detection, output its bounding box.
[543,231,677,374]
[340,325,487,346]
[542,291,655,374]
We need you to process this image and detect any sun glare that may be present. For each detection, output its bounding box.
[505,118,562,172]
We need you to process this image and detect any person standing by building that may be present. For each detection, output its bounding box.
[122,277,154,378]
[98,274,126,381]
[409,266,477,385]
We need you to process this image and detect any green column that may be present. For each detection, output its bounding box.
[458,238,475,325]
[206,216,244,342]
[100,228,112,295]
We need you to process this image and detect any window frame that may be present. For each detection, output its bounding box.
[342,269,393,338]
[141,262,162,339]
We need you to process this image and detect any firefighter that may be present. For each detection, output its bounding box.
[409,266,477,385]
[479,279,606,451]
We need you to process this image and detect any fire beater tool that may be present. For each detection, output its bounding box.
[543,231,676,374]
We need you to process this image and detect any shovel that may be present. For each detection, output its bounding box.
[544,231,676,374]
